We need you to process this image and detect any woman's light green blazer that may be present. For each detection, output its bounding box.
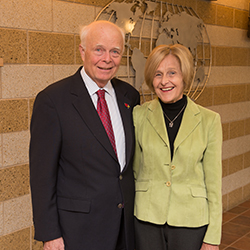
[133,96,222,245]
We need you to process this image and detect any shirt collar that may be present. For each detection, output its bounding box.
[80,67,115,97]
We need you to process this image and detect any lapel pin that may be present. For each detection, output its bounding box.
[124,103,130,109]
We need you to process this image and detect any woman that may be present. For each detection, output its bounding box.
[133,44,222,250]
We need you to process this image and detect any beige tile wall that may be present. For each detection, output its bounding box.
[0,0,53,31]
[198,33,250,210]
[0,0,250,248]
[2,131,30,167]
[4,195,32,235]
[0,136,2,169]
[2,65,54,98]
[0,165,30,201]
[0,203,3,236]
[0,228,30,250]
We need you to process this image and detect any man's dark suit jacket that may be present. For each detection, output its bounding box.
[29,67,140,250]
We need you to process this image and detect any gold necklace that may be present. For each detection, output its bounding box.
[163,104,186,128]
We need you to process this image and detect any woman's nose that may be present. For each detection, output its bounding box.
[161,75,169,85]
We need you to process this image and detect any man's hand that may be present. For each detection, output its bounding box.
[43,237,64,250]
[200,242,219,250]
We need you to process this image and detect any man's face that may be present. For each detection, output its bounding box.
[80,23,124,88]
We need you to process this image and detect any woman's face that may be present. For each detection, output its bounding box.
[153,54,184,104]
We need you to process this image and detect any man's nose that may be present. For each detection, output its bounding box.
[102,51,112,62]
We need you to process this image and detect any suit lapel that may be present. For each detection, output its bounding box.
[70,68,117,161]
[146,98,201,154]
[174,98,201,150]
[147,99,170,147]
[112,79,134,171]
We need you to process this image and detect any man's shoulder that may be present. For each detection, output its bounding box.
[112,78,138,93]
[111,78,140,106]
[38,67,82,96]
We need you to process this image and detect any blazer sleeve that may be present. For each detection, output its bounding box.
[132,104,146,181]
[132,105,140,181]
[29,90,62,241]
[203,112,223,245]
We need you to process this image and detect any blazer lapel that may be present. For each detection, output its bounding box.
[146,98,201,153]
[70,68,117,160]
[147,99,170,147]
[174,97,201,150]
[112,79,134,170]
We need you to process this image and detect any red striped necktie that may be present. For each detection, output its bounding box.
[96,89,117,156]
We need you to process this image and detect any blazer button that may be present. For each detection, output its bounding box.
[171,165,176,170]
[117,203,124,209]
[119,175,123,180]
[166,181,171,187]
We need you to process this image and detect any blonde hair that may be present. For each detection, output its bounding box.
[144,44,194,92]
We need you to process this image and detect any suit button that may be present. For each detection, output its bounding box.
[166,181,171,187]
[171,165,176,170]
[119,175,123,180]
[117,203,124,209]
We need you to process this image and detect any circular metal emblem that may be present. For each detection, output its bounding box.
[96,0,211,101]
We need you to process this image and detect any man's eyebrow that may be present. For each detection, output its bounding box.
[113,47,121,50]
[95,44,121,51]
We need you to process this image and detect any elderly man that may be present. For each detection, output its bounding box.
[30,21,140,250]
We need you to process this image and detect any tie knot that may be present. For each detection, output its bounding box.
[97,89,106,99]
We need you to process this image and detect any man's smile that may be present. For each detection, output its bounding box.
[97,66,113,70]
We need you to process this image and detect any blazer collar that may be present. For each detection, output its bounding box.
[111,79,135,170]
[147,97,201,149]
[147,98,169,146]
[174,97,201,150]
[70,67,117,161]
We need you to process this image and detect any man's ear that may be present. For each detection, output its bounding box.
[79,45,85,62]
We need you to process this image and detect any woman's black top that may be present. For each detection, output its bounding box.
[159,95,187,159]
